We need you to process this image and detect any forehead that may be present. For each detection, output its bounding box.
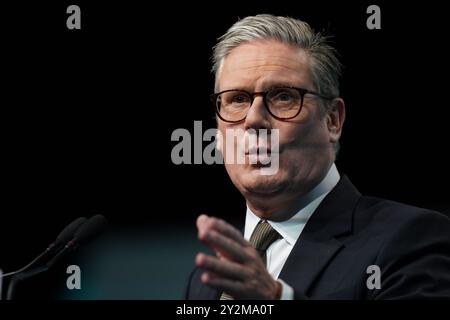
[218,39,311,90]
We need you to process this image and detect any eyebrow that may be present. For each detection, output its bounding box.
[224,82,306,92]
[263,83,302,90]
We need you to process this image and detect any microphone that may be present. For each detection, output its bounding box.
[0,217,87,279]
[69,214,108,248]
[49,216,88,252]
[6,214,108,299]
[46,214,108,268]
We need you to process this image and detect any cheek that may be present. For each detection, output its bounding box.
[218,125,238,158]
[278,119,329,156]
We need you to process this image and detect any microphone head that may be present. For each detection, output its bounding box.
[49,217,87,250]
[69,214,108,248]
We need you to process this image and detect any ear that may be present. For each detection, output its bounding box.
[326,98,346,143]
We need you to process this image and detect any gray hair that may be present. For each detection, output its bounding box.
[212,14,343,156]
[212,14,342,99]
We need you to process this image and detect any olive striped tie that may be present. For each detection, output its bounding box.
[220,220,281,300]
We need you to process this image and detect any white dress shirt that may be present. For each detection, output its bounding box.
[244,163,340,299]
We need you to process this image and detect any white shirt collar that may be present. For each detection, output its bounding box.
[244,163,340,245]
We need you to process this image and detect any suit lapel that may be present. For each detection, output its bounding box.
[279,236,343,293]
[278,175,361,295]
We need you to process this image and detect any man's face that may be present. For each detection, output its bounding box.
[217,40,341,214]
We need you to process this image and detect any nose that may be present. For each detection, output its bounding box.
[244,95,272,131]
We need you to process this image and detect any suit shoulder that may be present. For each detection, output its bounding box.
[352,196,450,240]
[356,195,448,224]
[358,199,450,299]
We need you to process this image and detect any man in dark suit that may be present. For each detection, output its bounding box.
[185,14,450,299]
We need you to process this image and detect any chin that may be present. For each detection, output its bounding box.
[236,168,289,196]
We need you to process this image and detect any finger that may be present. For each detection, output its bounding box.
[201,216,248,247]
[197,214,213,243]
[197,215,252,262]
[201,271,243,298]
[196,253,248,281]
[196,214,210,235]
[201,229,247,262]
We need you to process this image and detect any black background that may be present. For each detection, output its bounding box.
[1,0,449,299]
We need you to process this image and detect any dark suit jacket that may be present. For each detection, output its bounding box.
[185,176,450,299]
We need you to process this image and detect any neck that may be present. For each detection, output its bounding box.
[246,192,300,221]
[246,163,339,221]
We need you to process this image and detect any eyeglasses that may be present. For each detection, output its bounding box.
[211,87,335,123]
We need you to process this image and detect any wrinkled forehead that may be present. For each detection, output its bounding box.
[216,40,312,92]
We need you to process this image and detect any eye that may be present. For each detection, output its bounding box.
[270,89,295,102]
[231,93,251,104]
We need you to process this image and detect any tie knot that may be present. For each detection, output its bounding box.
[249,220,281,252]
[219,220,281,300]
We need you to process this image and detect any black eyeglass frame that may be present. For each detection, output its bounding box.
[211,87,336,123]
